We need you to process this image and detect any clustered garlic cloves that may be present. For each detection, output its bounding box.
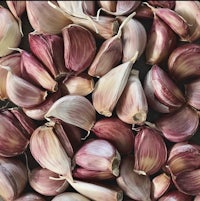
[0,1,200,201]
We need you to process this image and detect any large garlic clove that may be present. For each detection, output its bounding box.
[145,14,177,65]
[62,24,96,75]
[45,95,96,132]
[155,106,199,143]
[168,43,200,82]
[26,1,72,34]
[144,65,185,113]
[74,139,121,177]
[29,32,67,79]
[14,193,45,201]
[175,1,200,42]
[29,167,69,196]
[52,192,91,201]
[116,70,148,125]
[134,127,167,175]
[116,155,152,201]
[92,117,134,155]
[0,6,21,57]
[69,179,123,201]
[147,1,175,9]
[92,58,135,117]
[0,157,27,201]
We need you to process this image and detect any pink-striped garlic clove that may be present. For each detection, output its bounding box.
[14,193,45,201]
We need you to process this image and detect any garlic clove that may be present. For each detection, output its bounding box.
[147,1,175,9]
[62,24,96,75]
[29,167,69,196]
[69,179,123,201]
[29,32,67,79]
[134,127,167,175]
[14,193,45,201]
[98,1,117,12]
[116,69,148,125]
[92,57,136,117]
[52,192,91,201]
[74,139,121,177]
[26,1,72,34]
[92,117,134,155]
[45,95,96,132]
[0,67,8,100]
[116,155,152,201]
[6,1,26,19]
[63,73,94,96]
[155,106,199,142]
[145,14,177,65]
[135,4,154,19]
[144,65,185,113]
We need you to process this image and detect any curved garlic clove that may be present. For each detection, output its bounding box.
[29,32,67,79]
[6,1,26,18]
[156,106,199,142]
[14,193,45,201]
[116,155,152,201]
[145,14,177,65]
[144,65,185,113]
[63,73,94,96]
[135,4,153,19]
[147,1,175,9]
[45,95,96,132]
[168,43,200,82]
[0,6,21,57]
[134,127,167,175]
[62,24,96,75]
[92,117,134,155]
[0,157,27,201]
[175,1,200,42]
[26,1,72,34]
[29,167,69,196]
[52,192,91,201]
[75,139,121,177]
[116,70,148,125]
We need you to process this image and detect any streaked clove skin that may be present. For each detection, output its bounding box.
[0,157,27,201]
[92,117,134,155]
[62,24,96,75]
[14,193,46,201]
[116,155,152,201]
[116,70,148,126]
[29,167,69,196]
[52,192,91,201]
[29,32,67,79]
[144,65,185,113]
[155,106,199,143]
[74,139,121,177]
[147,1,175,9]
[145,14,177,65]
[134,127,167,175]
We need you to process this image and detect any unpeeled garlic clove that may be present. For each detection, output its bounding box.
[52,192,91,201]
[116,155,152,201]
[116,70,148,125]
[147,1,175,9]
[29,167,69,196]
[75,139,121,177]
[29,32,67,79]
[135,4,154,19]
[45,95,96,132]
[144,65,185,113]
[134,127,167,175]
[145,14,177,65]
[92,117,134,155]
[0,157,27,201]
[155,106,199,142]
[6,1,26,18]
[69,179,123,201]
[14,193,45,201]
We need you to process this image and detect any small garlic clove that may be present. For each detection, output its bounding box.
[29,167,69,196]
[134,127,167,175]
[69,179,123,201]
[75,139,121,177]
[147,1,175,9]
[45,95,96,132]
[116,155,152,201]
[6,1,26,18]
[92,117,134,155]
[29,32,67,79]
[116,70,148,125]
[144,65,185,113]
[145,14,177,65]
[152,173,171,200]
[26,1,72,34]
[14,193,45,201]
[156,106,199,142]
[62,24,96,75]
[52,192,91,201]
[63,73,94,96]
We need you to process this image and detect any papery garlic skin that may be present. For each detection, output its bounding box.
[14,193,45,201]
[52,192,91,201]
